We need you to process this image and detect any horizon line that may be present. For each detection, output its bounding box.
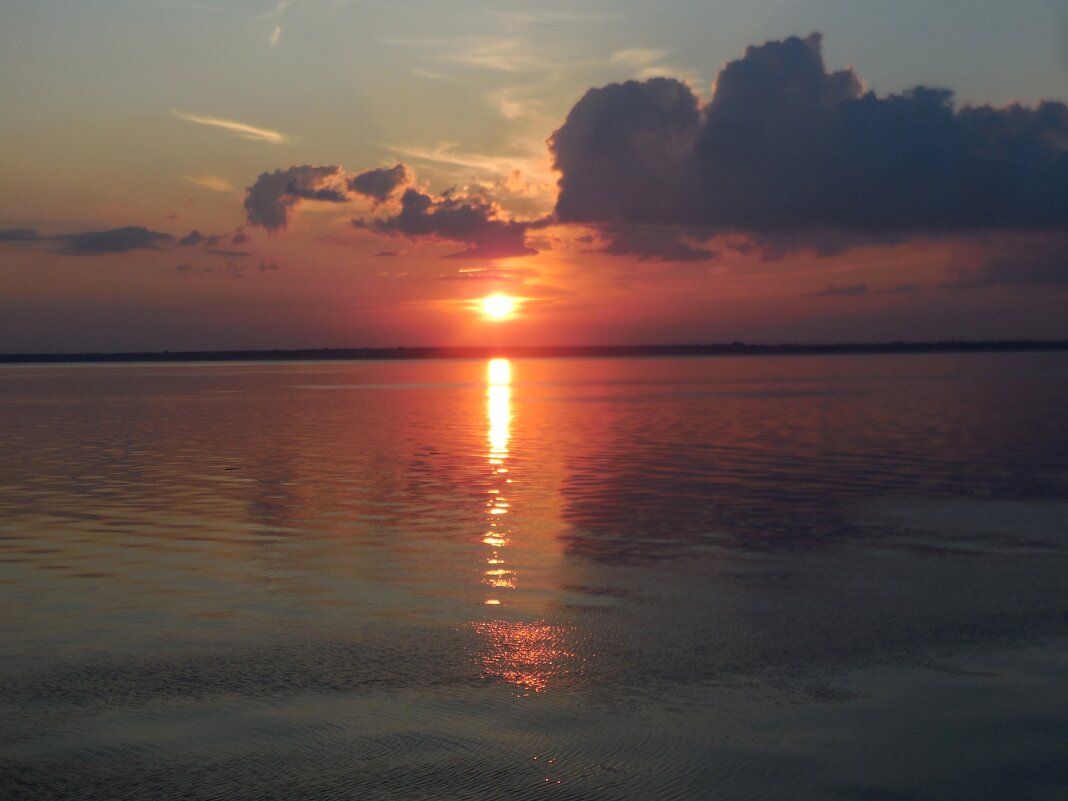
[2,339,1066,364]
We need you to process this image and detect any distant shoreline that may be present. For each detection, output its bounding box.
[1,340,1066,364]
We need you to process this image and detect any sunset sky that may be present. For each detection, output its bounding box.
[2,0,1067,352]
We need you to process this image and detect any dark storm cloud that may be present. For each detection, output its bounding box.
[348,164,412,204]
[550,33,1068,238]
[552,77,700,225]
[594,225,717,262]
[244,165,347,231]
[356,188,540,259]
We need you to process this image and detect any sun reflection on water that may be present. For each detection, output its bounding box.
[473,621,571,694]
[482,358,513,601]
[475,358,571,693]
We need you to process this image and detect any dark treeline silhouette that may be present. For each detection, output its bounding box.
[1,340,1066,364]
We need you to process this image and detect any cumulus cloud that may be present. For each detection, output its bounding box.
[552,77,700,225]
[355,187,541,259]
[550,33,1068,241]
[348,164,412,204]
[244,165,348,231]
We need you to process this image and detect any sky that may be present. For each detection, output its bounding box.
[1,0,1067,352]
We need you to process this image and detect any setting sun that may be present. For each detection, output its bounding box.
[481,294,516,320]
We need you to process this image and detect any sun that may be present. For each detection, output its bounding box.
[481,294,516,320]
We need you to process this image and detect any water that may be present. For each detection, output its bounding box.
[1,353,1067,800]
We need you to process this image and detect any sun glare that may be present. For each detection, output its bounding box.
[481,294,516,320]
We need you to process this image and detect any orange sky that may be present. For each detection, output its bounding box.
[1,4,1066,352]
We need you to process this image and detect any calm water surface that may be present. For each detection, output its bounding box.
[2,354,1067,800]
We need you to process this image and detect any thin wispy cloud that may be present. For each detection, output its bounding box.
[388,142,556,211]
[185,174,236,193]
[607,47,698,87]
[486,9,592,27]
[411,69,451,81]
[444,38,542,73]
[610,48,670,68]
[263,0,292,46]
[486,87,545,121]
[635,63,700,86]
[169,110,292,144]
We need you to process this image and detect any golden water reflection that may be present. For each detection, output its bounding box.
[476,359,571,693]
[473,620,571,694]
[482,358,514,598]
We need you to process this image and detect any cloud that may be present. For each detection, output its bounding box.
[814,284,868,297]
[953,232,1068,288]
[593,225,717,262]
[387,142,553,197]
[550,33,1068,240]
[610,48,670,69]
[242,161,543,256]
[411,69,451,81]
[355,187,541,259]
[445,38,540,72]
[552,76,701,225]
[0,228,40,242]
[185,174,236,193]
[244,164,347,231]
[348,164,412,204]
[53,226,174,255]
[170,110,292,145]
[1,225,177,256]
[178,230,205,247]
[435,267,530,282]
[374,250,399,257]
